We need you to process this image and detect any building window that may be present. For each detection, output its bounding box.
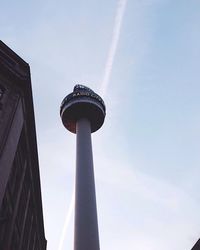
[0,84,5,100]
[0,191,12,248]
[0,84,5,110]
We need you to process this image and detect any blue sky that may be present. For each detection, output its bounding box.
[1,0,200,249]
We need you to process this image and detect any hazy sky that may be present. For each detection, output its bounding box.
[1,0,200,249]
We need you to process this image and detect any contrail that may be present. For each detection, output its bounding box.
[58,1,127,249]
[100,0,127,97]
[58,189,75,250]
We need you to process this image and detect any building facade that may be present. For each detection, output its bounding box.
[191,239,200,250]
[0,41,47,249]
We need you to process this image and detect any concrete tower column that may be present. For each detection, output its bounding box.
[60,84,105,250]
[75,118,99,250]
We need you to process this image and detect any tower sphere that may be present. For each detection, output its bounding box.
[60,84,106,133]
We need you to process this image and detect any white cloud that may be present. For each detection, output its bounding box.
[95,155,200,250]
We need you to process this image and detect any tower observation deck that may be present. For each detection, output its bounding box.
[60,84,105,133]
[60,84,106,250]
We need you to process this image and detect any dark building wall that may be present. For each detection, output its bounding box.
[0,41,47,249]
[191,239,200,250]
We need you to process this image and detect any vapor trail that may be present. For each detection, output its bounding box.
[100,0,127,97]
[58,190,75,250]
[58,2,127,249]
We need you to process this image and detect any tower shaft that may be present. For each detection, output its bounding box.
[74,118,100,250]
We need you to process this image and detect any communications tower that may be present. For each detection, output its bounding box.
[60,84,106,250]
